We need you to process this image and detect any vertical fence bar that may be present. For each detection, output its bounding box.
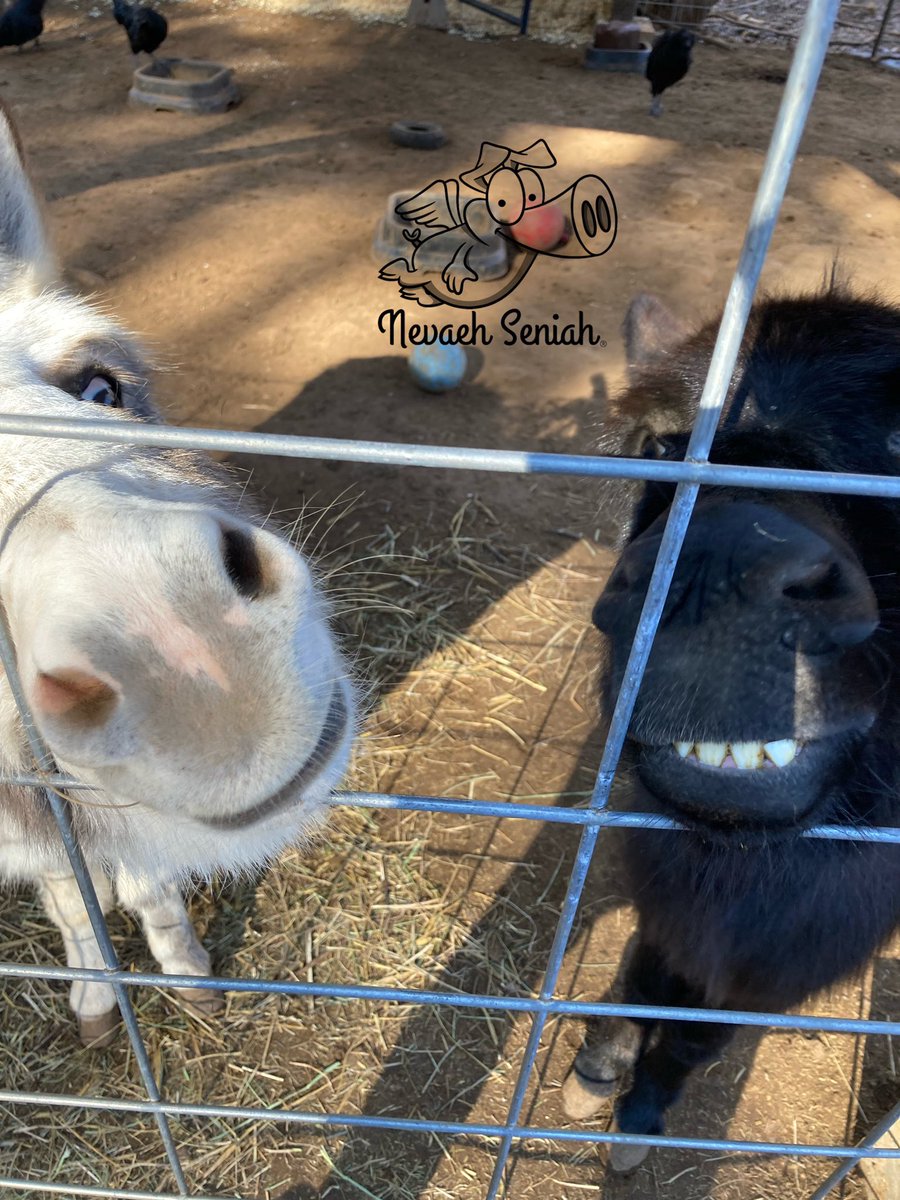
[871,0,896,58]
[482,0,842,1195]
[455,0,526,29]
[0,615,190,1197]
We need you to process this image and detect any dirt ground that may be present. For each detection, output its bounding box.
[0,4,898,1199]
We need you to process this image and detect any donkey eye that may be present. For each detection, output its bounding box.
[78,373,121,408]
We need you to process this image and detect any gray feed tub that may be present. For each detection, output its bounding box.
[130,59,240,114]
[583,44,650,72]
[373,189,510,282]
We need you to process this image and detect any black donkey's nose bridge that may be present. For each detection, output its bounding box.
[681,503,876,621]
[608,502,878,649]
[614,502,808,596]
[708,506,840,604]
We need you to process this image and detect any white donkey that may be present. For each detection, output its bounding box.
[0,106,356,1044]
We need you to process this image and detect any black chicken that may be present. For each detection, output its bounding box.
[646,28,695,117]
[113,0,167,56]
[0,0,45,51]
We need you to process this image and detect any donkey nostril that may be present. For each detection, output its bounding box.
[34,670,117,725]
[781,559,844,603]
[221,527,264,600]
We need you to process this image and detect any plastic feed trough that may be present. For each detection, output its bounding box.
[129,58,240,115]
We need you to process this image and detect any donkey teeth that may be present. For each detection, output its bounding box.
[670,739,799,768]
[763,738,798,767]
[695,741,728,767]
[731,741,765,769]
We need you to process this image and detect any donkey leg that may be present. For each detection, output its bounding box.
[117,874,224,1017]
[562,940,666,1121]
[610,1008,733,1173]
[38,869,119,1047]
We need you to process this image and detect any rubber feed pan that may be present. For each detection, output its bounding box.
[130,58,240,114]
[583,45,650,72]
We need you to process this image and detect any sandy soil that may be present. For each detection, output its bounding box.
[0,4,898,1199]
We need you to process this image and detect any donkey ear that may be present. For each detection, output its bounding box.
[0,104,56,295]
[622,293,692,378]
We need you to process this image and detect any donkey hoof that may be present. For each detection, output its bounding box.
[78,1009,120,1048]
[608,1131,651,1174]
[561,1067,616,1120]
[173,986,225,1017]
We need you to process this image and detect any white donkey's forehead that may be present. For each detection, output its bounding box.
[0,290,145,388]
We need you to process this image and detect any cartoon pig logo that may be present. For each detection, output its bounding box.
[378,138,617,309]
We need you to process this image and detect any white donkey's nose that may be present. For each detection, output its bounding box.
[218,522,304,604]
[26,514,302,726]
[219,525,266,599]
[29,520,280,731]
[33,667,119,724]
[7,496,336,812]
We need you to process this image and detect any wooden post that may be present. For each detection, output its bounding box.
[861,1124,900,1200]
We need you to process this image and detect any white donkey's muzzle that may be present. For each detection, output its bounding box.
[2,479,352,821]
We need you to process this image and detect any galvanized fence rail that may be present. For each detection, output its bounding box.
[458,0,532,34]
[1,0,899,1196]
[646,0,900,63]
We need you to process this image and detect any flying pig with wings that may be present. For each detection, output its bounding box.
[378,139,618,310]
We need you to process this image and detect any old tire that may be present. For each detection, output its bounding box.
[389,120,446,150]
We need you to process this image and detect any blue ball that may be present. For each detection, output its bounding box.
[408,340,467,393]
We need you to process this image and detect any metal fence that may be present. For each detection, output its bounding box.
[458,0,532,34]
[1,0,899,1196]
[643,0,900,64]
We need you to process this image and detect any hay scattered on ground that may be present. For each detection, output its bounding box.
[0,497,610,1199]
[1,495,894,1200]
